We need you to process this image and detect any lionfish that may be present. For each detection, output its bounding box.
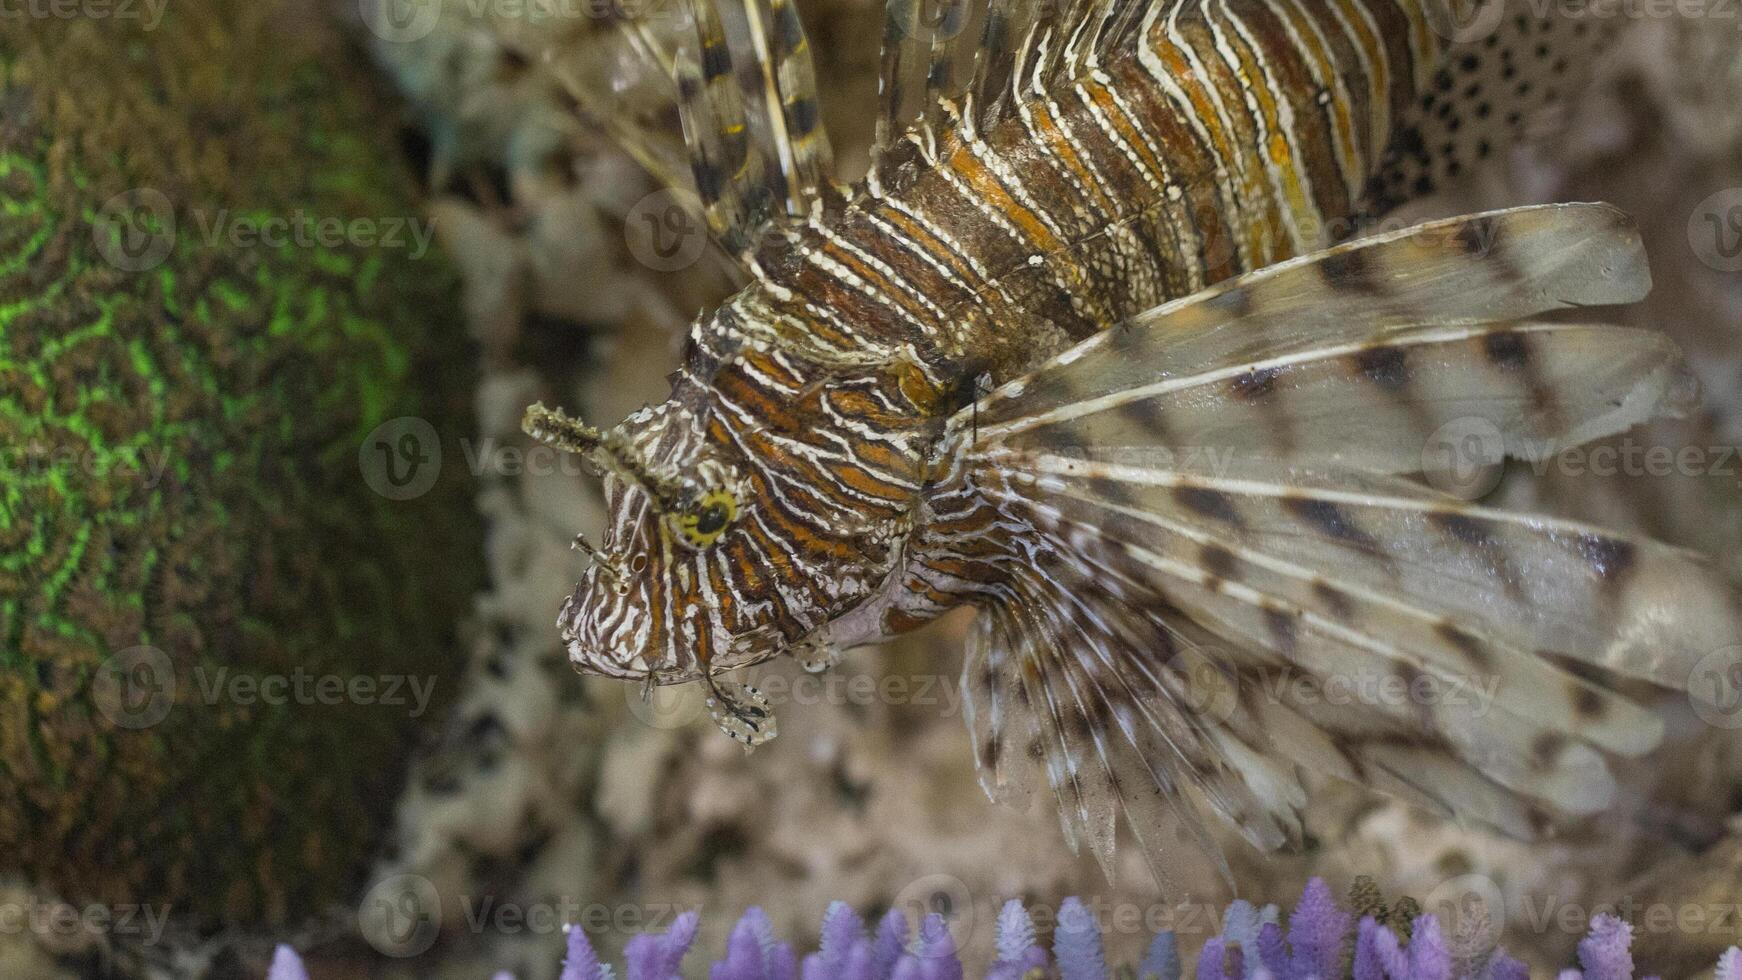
[525,0,1742,880]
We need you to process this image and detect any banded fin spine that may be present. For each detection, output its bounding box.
[951,203,1742,878]
[541,0,841,266]
[871,0,1154,178]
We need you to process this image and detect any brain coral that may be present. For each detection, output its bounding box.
[0,1,481,926]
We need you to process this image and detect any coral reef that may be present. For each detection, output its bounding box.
[0,0,481,928]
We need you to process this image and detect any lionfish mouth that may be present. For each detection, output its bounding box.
[562,614,789,686]
[563,640,662,682]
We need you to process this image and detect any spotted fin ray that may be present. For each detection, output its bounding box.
[967,203,1689,473]
[953,203,1742,882]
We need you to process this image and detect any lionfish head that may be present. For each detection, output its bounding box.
[532,400,772,683]
[525,369,920,741]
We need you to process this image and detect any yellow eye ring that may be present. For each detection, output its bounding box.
[673,489,739,547]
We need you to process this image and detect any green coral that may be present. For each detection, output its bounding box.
[0,2,481,926]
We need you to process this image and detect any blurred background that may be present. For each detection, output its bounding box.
[2,1,1740,977]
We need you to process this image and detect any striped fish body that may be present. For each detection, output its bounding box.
[561,0,1591,690]
[672,0,1492,647]
[528,0,1741,879]
[729,0,1456,381]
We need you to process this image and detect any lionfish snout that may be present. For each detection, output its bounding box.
[557,565,665,681]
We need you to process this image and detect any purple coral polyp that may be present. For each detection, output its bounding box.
[267,879,1740,980]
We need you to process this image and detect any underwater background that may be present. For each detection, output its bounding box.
[3,0,1742,977]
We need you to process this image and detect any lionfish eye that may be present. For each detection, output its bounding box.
[674,489,738,547]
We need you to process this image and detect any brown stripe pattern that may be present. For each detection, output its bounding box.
[566,0,1463,683]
